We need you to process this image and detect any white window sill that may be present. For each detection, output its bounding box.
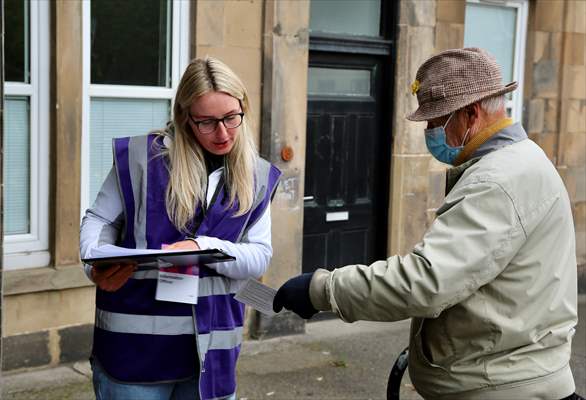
[3,251,51,270]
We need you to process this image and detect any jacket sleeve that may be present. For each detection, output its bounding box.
[79,167,125,280]
[195,205,272,280]
[192,164,276,280]
[310,180,527,322]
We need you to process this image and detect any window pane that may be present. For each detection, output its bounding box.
[308,68,371,97]
[310,0,381,37]
[3,97,30,234]
[5,0,29,83]
[91,0,171,86]
[464,3,517,85]
[89,98,170,202]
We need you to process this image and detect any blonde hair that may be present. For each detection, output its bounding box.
[159,57,258,233]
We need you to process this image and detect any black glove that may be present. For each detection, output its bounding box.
[272,273,318,319]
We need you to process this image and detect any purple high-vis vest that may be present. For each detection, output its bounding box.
[92,134,281,399]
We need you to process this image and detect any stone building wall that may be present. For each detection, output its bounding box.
[2,0,584,375]
[191,0,311,338]
[252,0,311,337]
[2,1,95,372]
[524,0,586,286]
[193,0,264,146]
[388,0,465,255]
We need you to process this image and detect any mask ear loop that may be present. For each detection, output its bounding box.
[459,105,478,146]
[442,112,455,130]
[461,128,471,146]
[445,110,471,146]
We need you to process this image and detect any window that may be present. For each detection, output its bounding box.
[310,0,381,37]
[3,0,50,269]
[81,0,190,209]
[464,0,528,122]
[308,68,372,97]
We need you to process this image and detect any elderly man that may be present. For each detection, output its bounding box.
[273,48,580,399]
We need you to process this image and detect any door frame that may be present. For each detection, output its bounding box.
[304,0,399,262]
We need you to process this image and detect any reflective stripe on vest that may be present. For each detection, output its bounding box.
[127,134,149,248]
[198,327,243,354]
[96,308,243,353]
[96,308,195,335]
[95,134,281,398]
[130,272,245,295]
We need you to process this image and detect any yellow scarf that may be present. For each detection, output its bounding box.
[454,117,514,166]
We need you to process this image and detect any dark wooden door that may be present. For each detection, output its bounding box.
[302,53,389,273]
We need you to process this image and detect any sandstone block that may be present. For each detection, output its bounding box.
[388,155,432,255]
[395,120,429,155]
[564,0,586,34]
[273,0,310,36]
[2,331,51,371]
[558,165,586,204]
[562,65,586,99]
[534,0,564,32]
[562,100,586,134]
[559,132,586,167]
[563,33,585,66]
[427,167,446,210]
[435,22,464,52]
[408,26,436,80]
[544,99,559,133]
[573,200,586,266]
[533,59,559,98]
[196,45,261,99]
[527,98,545,134]
[225,0,262,49]
[532,31,562,63]
[400,0,436,27]
[3,287,96,336]
[196,0,225,47]
[436,0,465,24]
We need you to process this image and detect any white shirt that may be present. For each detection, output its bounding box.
[80,167,272,281]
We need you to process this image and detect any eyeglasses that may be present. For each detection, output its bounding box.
[189,112,244,134]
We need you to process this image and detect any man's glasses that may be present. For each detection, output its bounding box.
[189,112,244,134]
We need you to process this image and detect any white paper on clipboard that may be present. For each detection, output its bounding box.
[82,244,235,270]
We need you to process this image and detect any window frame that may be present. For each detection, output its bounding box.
[309,0,383,39]
[465,0,528,122]
[80,0,190,214]
[3,0,51,270]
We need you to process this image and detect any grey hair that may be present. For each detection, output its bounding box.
[479,94,505,114]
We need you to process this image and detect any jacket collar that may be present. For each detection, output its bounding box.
[472,121,527,159]
[445,122,528,194]
[454,118,514,165]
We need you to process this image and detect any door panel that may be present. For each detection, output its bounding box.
[303,54,388,273]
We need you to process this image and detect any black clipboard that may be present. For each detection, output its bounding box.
[82,249,235,270]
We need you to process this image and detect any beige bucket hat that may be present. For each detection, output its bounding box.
[407,47,518,122]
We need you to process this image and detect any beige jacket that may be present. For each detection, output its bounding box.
[310,129,577,399]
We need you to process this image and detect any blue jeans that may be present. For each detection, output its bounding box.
[91,359,200,400]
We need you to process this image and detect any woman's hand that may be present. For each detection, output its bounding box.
[91,263,136,292]
[162,240,200,251]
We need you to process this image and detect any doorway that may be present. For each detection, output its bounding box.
[302,0,397,273]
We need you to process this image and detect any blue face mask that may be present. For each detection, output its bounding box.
[424,112,469,165]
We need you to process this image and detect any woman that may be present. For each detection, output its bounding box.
[80,57,281,400]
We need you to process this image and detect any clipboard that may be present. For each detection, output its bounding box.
[82,248,235,270]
